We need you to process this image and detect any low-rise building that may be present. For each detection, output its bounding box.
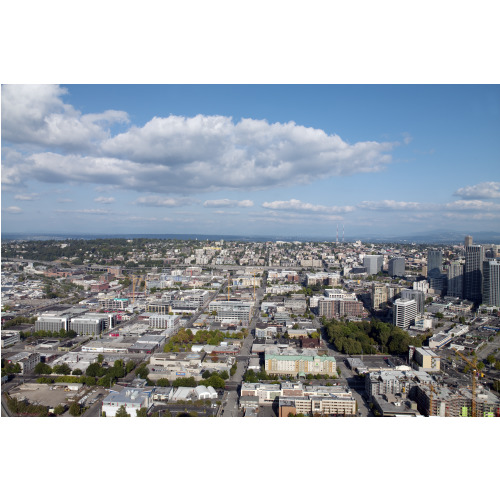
[102,387,154,417]
[6,351,41,374]
[1,331,21,348]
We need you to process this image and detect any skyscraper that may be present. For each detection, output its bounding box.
[401,289,425,315]
[464,245,484,302]
[393,298,417,329]
[363,255,383,275]
[427,250,443,278]
[388,257,405,277]
[482,260,500,307]
[465,235,473,247]
[447,261,464,299]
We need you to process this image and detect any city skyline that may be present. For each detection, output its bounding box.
[2,84,499,237]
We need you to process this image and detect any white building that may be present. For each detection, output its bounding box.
[149,314,180,330]
[101,387,154,417]
[393,298,417,329]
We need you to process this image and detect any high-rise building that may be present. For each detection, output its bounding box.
[427,250,443,278]
[363,255,383,275]
[482,260,500,307]
[447,261,464,298]
[371,283,388,310]
[401,289,425,315]
[393,298,417,329]
[465,235,473,247]
[464,245,484,302]
[388,257,405,277]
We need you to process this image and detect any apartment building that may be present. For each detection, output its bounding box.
[264,347,336,377]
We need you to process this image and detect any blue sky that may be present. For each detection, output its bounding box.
[2,84,499,238]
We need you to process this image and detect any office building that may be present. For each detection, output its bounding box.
[447,261,464,299]
[35,313,70,333]
[208,300,254,324]
[465,235,473,247]
[464,245,484,302]
[363,255,383,275]
[388,257,405,277]
[427,250,443,278]
[149,314,180,330]
[371,283,388,310]
[70,313,115,335]
[393,298,417,329]
[482,260,500,307]
[401,289,425,315]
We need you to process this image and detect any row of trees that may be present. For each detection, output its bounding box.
[6,395,49,416]
[35,358,137,387]
[163,328,244,352]
[22,328,78,340]
[323,318,428,355]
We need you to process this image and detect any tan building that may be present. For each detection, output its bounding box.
[413,347,440,372]
[264,347,336,377]
[371,283,388,310]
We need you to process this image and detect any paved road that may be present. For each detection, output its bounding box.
[221,279,266,417]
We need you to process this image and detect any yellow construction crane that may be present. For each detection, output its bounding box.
[452,348,484,417]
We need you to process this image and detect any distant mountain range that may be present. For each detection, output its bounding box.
[3,230,500,244]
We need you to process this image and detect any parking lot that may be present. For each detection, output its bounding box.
[8,383,76,408]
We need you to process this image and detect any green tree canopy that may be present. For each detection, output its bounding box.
[115,405,130,417]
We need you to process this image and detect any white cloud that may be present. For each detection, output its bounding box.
[2,84,129,151]
[454,181,500,200]
[57,198,73,203]
[14,193,38,201]
[3,100,396,193]
[204,199,254,208]
[3,206,23,213]
[445,200,500,211]
[55,208,110,215]
[134,196,196,207]
[262,199,354,214]
[94,196,115,204]
[358,200,435,211]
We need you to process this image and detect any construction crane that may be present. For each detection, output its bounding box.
[452,348,484,417]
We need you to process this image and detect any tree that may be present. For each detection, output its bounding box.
[136,364,149,379]
[69,403,81,417]
[435,312,444,319]
[72,368,83,376]
[53,363,71,375]
[494,361,500,371]
[486,354,496,365]
[136,407,148,417]
[219,370,229,380]
[86,363,105,378]
[202,370,211,379]
[125,360,135,373]
[115,405,130,417]
[97,354,104,365]
[34,362,53,375]
[477,361,485,372]
[156,378,170,387]
[53,404,65,416]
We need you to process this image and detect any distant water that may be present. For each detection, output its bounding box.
[2,231,500,244]
[1,232,328,243]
